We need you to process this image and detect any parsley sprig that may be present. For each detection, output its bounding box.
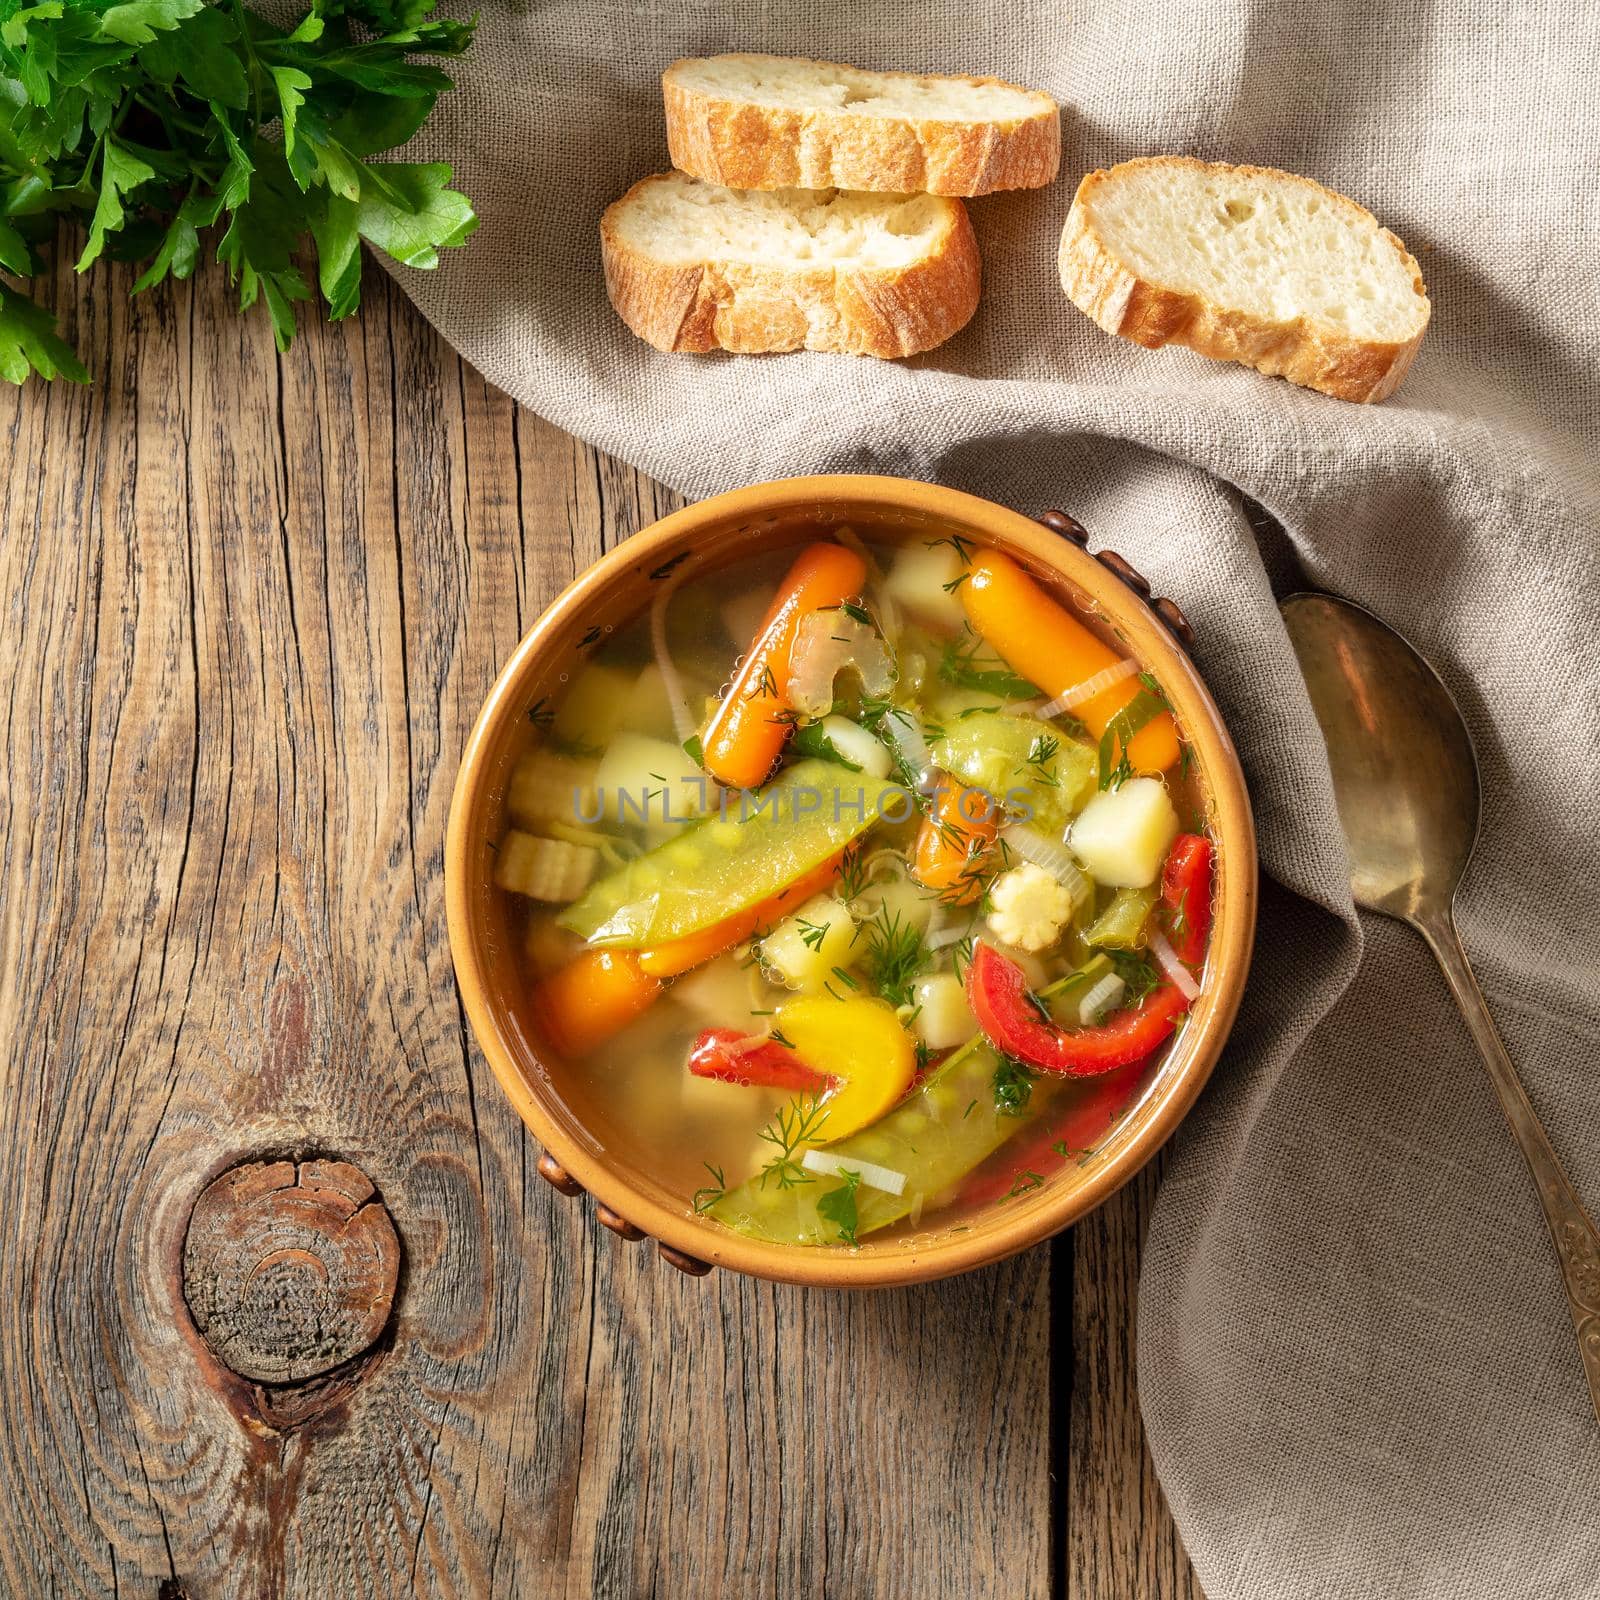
[816,1167,862,1246]
[0,0,478,382]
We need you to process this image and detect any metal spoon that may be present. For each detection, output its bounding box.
[1282,592,1600,1427]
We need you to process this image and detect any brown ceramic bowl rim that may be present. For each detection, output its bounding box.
[446,474,1256,1288]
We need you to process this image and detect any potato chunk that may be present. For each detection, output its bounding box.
[759,894,857,992]
[1069,777,1179,888]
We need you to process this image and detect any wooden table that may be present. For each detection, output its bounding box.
[0,254,1204,1599]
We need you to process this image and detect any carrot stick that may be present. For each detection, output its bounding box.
[912,781,999,904]
[533,949,662,1058]
[637,850,845,977]
[961,550,1180,774]
[538,853,849,1057]
[701,542,868,790]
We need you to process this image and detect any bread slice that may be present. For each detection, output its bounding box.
[1060,157,1430,402]
[663,54,1059,197]
[600,173,981,358]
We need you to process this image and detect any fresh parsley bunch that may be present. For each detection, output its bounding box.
[0,0,478,383]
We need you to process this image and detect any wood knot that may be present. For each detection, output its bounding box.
[183,1158,400,1386]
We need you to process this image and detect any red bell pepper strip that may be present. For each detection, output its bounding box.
[1160,834,1213,966]
[964,941,1191,1076]
[957,1059,1147,1205]
[687,1028,831,1092]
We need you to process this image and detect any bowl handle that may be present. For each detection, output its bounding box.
[1037,509,1196,652]
[536,1147,717,1277]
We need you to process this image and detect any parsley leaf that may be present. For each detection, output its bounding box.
[0,280,88,381]
[0,0,477,380]
[817,1168,862,1246]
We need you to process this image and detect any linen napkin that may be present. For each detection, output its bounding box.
[388,2,1600,1594]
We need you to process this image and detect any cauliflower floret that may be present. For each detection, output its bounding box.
[985,863,1074,953]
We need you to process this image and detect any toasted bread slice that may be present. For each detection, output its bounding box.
[600,173,981,358]
[1060,157,1430,402]
[663,54,1059,197]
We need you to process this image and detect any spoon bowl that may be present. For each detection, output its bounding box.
[1280,594,1479,920]
[1283,591,1600,1429]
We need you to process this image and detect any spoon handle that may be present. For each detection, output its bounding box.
[1419,910,1600,1428]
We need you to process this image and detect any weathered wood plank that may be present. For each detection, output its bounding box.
[1068,1157,1207,1600]
[0,253,1084,1598]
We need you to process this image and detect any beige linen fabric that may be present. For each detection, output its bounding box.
[389,3,1600,1595]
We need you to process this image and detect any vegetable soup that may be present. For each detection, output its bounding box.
[494,529,1215,1249]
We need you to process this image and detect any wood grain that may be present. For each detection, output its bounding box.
[0,249,1199,1598]
[1067,1156,1207,1600]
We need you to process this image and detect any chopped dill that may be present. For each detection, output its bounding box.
[835,844,869,903]
[1097,678,1172,790]
[831,966,860,990]
[1025,733,1062,787]
[992,1056,1035,1118]
[856,692,894,729]
[796,917,829,952]
[838,598,872,625]
[858,907,928,1010]
[1108,949,1161,1004]
[757,1096,830,1190]
[525,697,555,727]
[692,1163,726,1214]
[926,533,975,565]
[1167,889,1192,950]
[999,1169,1045,1203]
[1102,743,1135,792]
[938,633,1040,700]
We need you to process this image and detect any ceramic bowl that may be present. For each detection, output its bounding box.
[446,475,1256,1287]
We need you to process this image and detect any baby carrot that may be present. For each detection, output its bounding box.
[701,542,868,790]
[961,549,1180,774]
[637,851,845,977]
[539,854,850,1055]
[912,781,999,904]
[533,948,661,1058]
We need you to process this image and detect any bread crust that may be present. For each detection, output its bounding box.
[663,56,1059,197]
[600,177,982,359]
[1059,157,1430,403]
